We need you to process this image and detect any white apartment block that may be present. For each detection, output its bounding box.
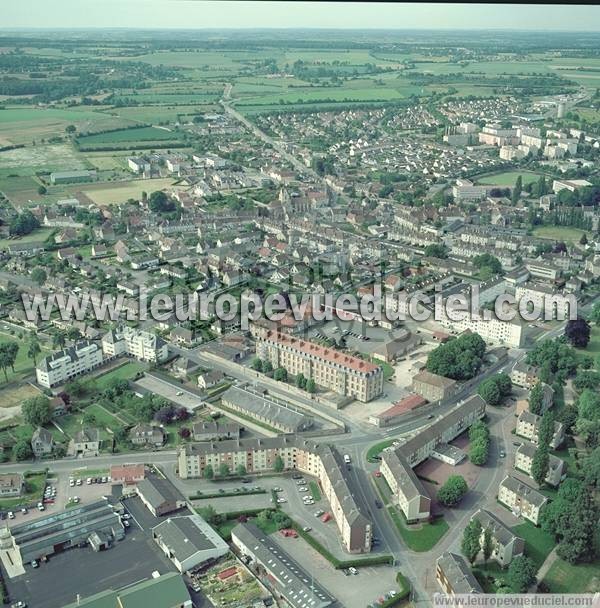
[36,340,104,388]
[255,330,383,402]
[437,306,524,348]
[102,326,168,363]
[498,475,547,525]
[515,282,575,320]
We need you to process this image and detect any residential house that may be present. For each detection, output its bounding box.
[31,427,53,457]
[69,428,101,458]
[129,424,165,447]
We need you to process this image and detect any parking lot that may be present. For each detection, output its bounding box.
[276,533,401,608]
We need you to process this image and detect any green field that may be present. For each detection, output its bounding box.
[77,126,182,144]
[512,521,556,569]
[532,225,588,244]
[476,171,544,186]
[0,332,51,384]
[388,506,449,552]
[82,177,179,205]
[94,361,147,389]
[542,558,600,593]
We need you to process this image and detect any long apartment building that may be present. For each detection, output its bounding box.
[381,395,486,522]
[36,340,104,388]
[256,330,383,402]
[102,326,168,363]
[178,436,372,553]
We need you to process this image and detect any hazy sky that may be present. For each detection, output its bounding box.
[2,1,600,31]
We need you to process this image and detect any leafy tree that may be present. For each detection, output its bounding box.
[426,333,486,381]
[577,390,600,422]
[27,333,41,366]
[565,318,591,348]
[538,411,555,448]
[274,455,285,473]
[251,357,263,371]
[478,378,501,406]
[582,446,600,487]
[512,175,523,205]
[22,395,51,427]
[473,253,502,278]
[178,427,191,439]
[525,339,578,384]
[82,411,96,425]
[531,446,549,485]
[591,302,600,326]
[437,475,468,507]
[13,439,33,461]
[483,527,494,563]
[52,331,66,349]
[529,382,544,415]
[9,210,40,236]
[506,556,536,592]
[580,233,588,246]
[306,378,316,393]
[461,519,482,564]
[556,485,598,564]
[424,244,448,259]
[0,342,18,381]
[37,185,47,196]
[573,370,600,392]
[148,190,175,213]
[236,464,247,477]
[469,421,490,466]
[218,463,230,477]
[65,124,76,134]
[295,373,306,389]
[273,367,288,382]
[203,464,214,480]
[262,360,273,373]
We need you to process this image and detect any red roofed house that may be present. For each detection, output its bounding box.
[111,464,146,485]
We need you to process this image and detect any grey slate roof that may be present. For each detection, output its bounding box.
[437,552,483,594]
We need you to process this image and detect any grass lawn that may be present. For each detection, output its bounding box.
[0,331,51,384]
[309,480,322,501]
[512,521,555,569]
[476,171,543,187]
[94,361,146,389]
[0,471,46,509]
[0,383,43,410]
[83,403,122,432]
[366,439,395,463]
[388,506,449,552]
[532,225,588,245]
[542,558,600,593]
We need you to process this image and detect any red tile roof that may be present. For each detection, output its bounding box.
[264,331,380,374]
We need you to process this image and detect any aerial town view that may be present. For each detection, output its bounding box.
[0,1,599,607]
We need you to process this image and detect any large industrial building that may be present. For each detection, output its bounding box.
[0,499,124,576]
[178,436,372,553]
[152,514,229,572]
[380,395,486,522]
[255,330,383,402]
[231,522,334,608]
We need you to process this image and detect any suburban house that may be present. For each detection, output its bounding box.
[31,427,53,457]
[69,428,101,458]
[192,421,241,442]
[129,424,165,447]
[197,370,225,390]
[0,473,24,498]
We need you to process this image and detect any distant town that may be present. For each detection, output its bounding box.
[0,20,598,608]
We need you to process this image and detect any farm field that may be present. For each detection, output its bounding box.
[0,143,89,177]
[81,177,179,205]
[0,107,134,145]
[76,125,182,144]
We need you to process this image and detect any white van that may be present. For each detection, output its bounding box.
[343,454,351,464]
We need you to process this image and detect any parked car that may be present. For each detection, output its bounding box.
[20,508,27,515]
[277,498,287,504]
[348,567,358,575]
[31,560,38,569]
[7,511,14,519]
[302,526,311,532]
[374,471,381,478]
[375,499,383,509]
